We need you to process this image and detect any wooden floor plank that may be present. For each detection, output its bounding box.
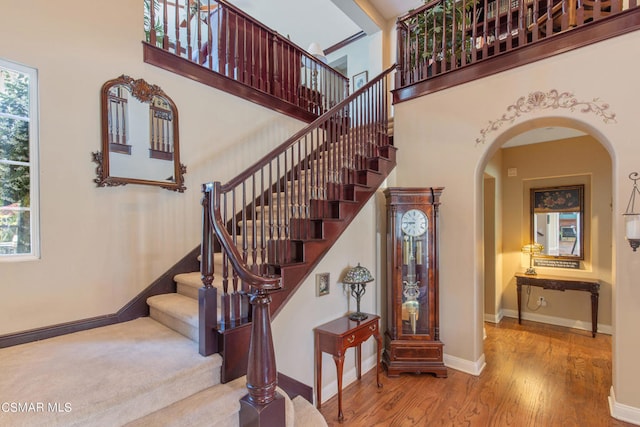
[319,318,633,426]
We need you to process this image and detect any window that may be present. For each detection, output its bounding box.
[0,59,39,260]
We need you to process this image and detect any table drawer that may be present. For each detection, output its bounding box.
[388,343,442,362]
[341,322,378,348]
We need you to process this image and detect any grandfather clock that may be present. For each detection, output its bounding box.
[382,187,447,377]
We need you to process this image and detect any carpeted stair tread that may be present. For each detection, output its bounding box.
[147,293,198,326]
[147,293,199,341]
[125,376,311,427]
[0,317,222,427]
[124,380,245,427]
[292,395,329,427]
[175,271,226,300]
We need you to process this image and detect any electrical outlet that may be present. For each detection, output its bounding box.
[538,296,547,307]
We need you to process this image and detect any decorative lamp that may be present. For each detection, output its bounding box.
[521,243,544,275]
[307,42,327,64]
[624,172,640,251]
[343,263,374,321]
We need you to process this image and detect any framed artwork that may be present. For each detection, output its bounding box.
[316,273,330,296]
[352,71,368,91]
[532,185,583,212]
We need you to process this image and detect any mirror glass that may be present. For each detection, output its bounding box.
[531,185,584,259]
[93,75,185,192]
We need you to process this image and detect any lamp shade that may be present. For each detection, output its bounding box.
[307,42,327,64]
[625,214,640,239]
[343,263,374,284]
[521,243,543,255]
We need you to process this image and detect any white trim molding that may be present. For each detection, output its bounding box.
[502,309,612,335]
[484,309,504,324]
[444,352,486,376]
[609,386,640,425]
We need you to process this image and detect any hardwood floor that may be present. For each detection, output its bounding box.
[318,318,633,426]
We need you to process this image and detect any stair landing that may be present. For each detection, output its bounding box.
[0,317,221,426]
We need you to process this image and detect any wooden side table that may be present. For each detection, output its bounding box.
[314,313,382,421]
[515,273,600,337]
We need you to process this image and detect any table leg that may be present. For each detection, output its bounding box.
[333,354,345,421]
[374,329,382,388]
[516,283,522,324]
[356,344,361,380]
[315,333,322,409]
[591,291,599,337]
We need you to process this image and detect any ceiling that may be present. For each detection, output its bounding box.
[226,0,422,53]
[502,127,586,148]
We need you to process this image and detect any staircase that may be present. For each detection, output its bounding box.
[143,66,396,423]
[0,58,395,427]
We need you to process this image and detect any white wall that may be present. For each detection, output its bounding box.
[326,31,384,92]
[0,0,306,334]
[393,30,640,419]
[272,194,386,405]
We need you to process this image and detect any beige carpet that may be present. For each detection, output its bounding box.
[124,376,323,427]
[0,317,222,427]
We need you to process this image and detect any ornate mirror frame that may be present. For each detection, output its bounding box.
[530,184,584,260]
[92,75,186,192]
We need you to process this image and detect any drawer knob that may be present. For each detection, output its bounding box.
[347,334,355,343]
[369,324,377,332]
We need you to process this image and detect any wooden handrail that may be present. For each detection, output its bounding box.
[199,67,395,420]
[206,181,281,289]
[223,64,397,191]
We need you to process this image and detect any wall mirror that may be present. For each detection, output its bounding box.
[531,185,584,259]
[93,75,186,192]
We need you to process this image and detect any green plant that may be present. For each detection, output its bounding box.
[144,0,164,45]
[408,0,474,65]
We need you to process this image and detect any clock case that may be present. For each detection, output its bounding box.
[382,187,447,378]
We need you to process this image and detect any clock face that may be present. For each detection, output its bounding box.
[401,209,427,237]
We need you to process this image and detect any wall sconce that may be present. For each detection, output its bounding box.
[522,243,543,275]
[624,172,640,251]
[343,263,374,321]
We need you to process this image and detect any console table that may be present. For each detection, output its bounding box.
[514,273,600,337]
[314,313,382,421]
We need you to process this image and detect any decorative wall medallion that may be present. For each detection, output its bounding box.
[475,90,617,145]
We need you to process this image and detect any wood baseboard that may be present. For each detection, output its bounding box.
[277,372,313,403]
[0,246,201,348]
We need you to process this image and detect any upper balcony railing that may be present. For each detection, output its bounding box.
[145,0,349,118]
[396,0,638,91]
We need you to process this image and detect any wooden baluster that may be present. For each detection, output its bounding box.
[546,0,553,36]
[231,188,238,321]
[283,151,290,246]
[250,175,257,271]
[561,0,570,30]
[149,0,157,47]
[259,168,266,266]
[186,0,192,60]
[173,0,180,55]
[162,0,169,49]
[199,183,218,356]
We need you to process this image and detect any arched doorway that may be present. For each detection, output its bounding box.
[479,117,614,374]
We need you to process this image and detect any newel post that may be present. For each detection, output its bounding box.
[239,289,285,426]
[199,183,218,356]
